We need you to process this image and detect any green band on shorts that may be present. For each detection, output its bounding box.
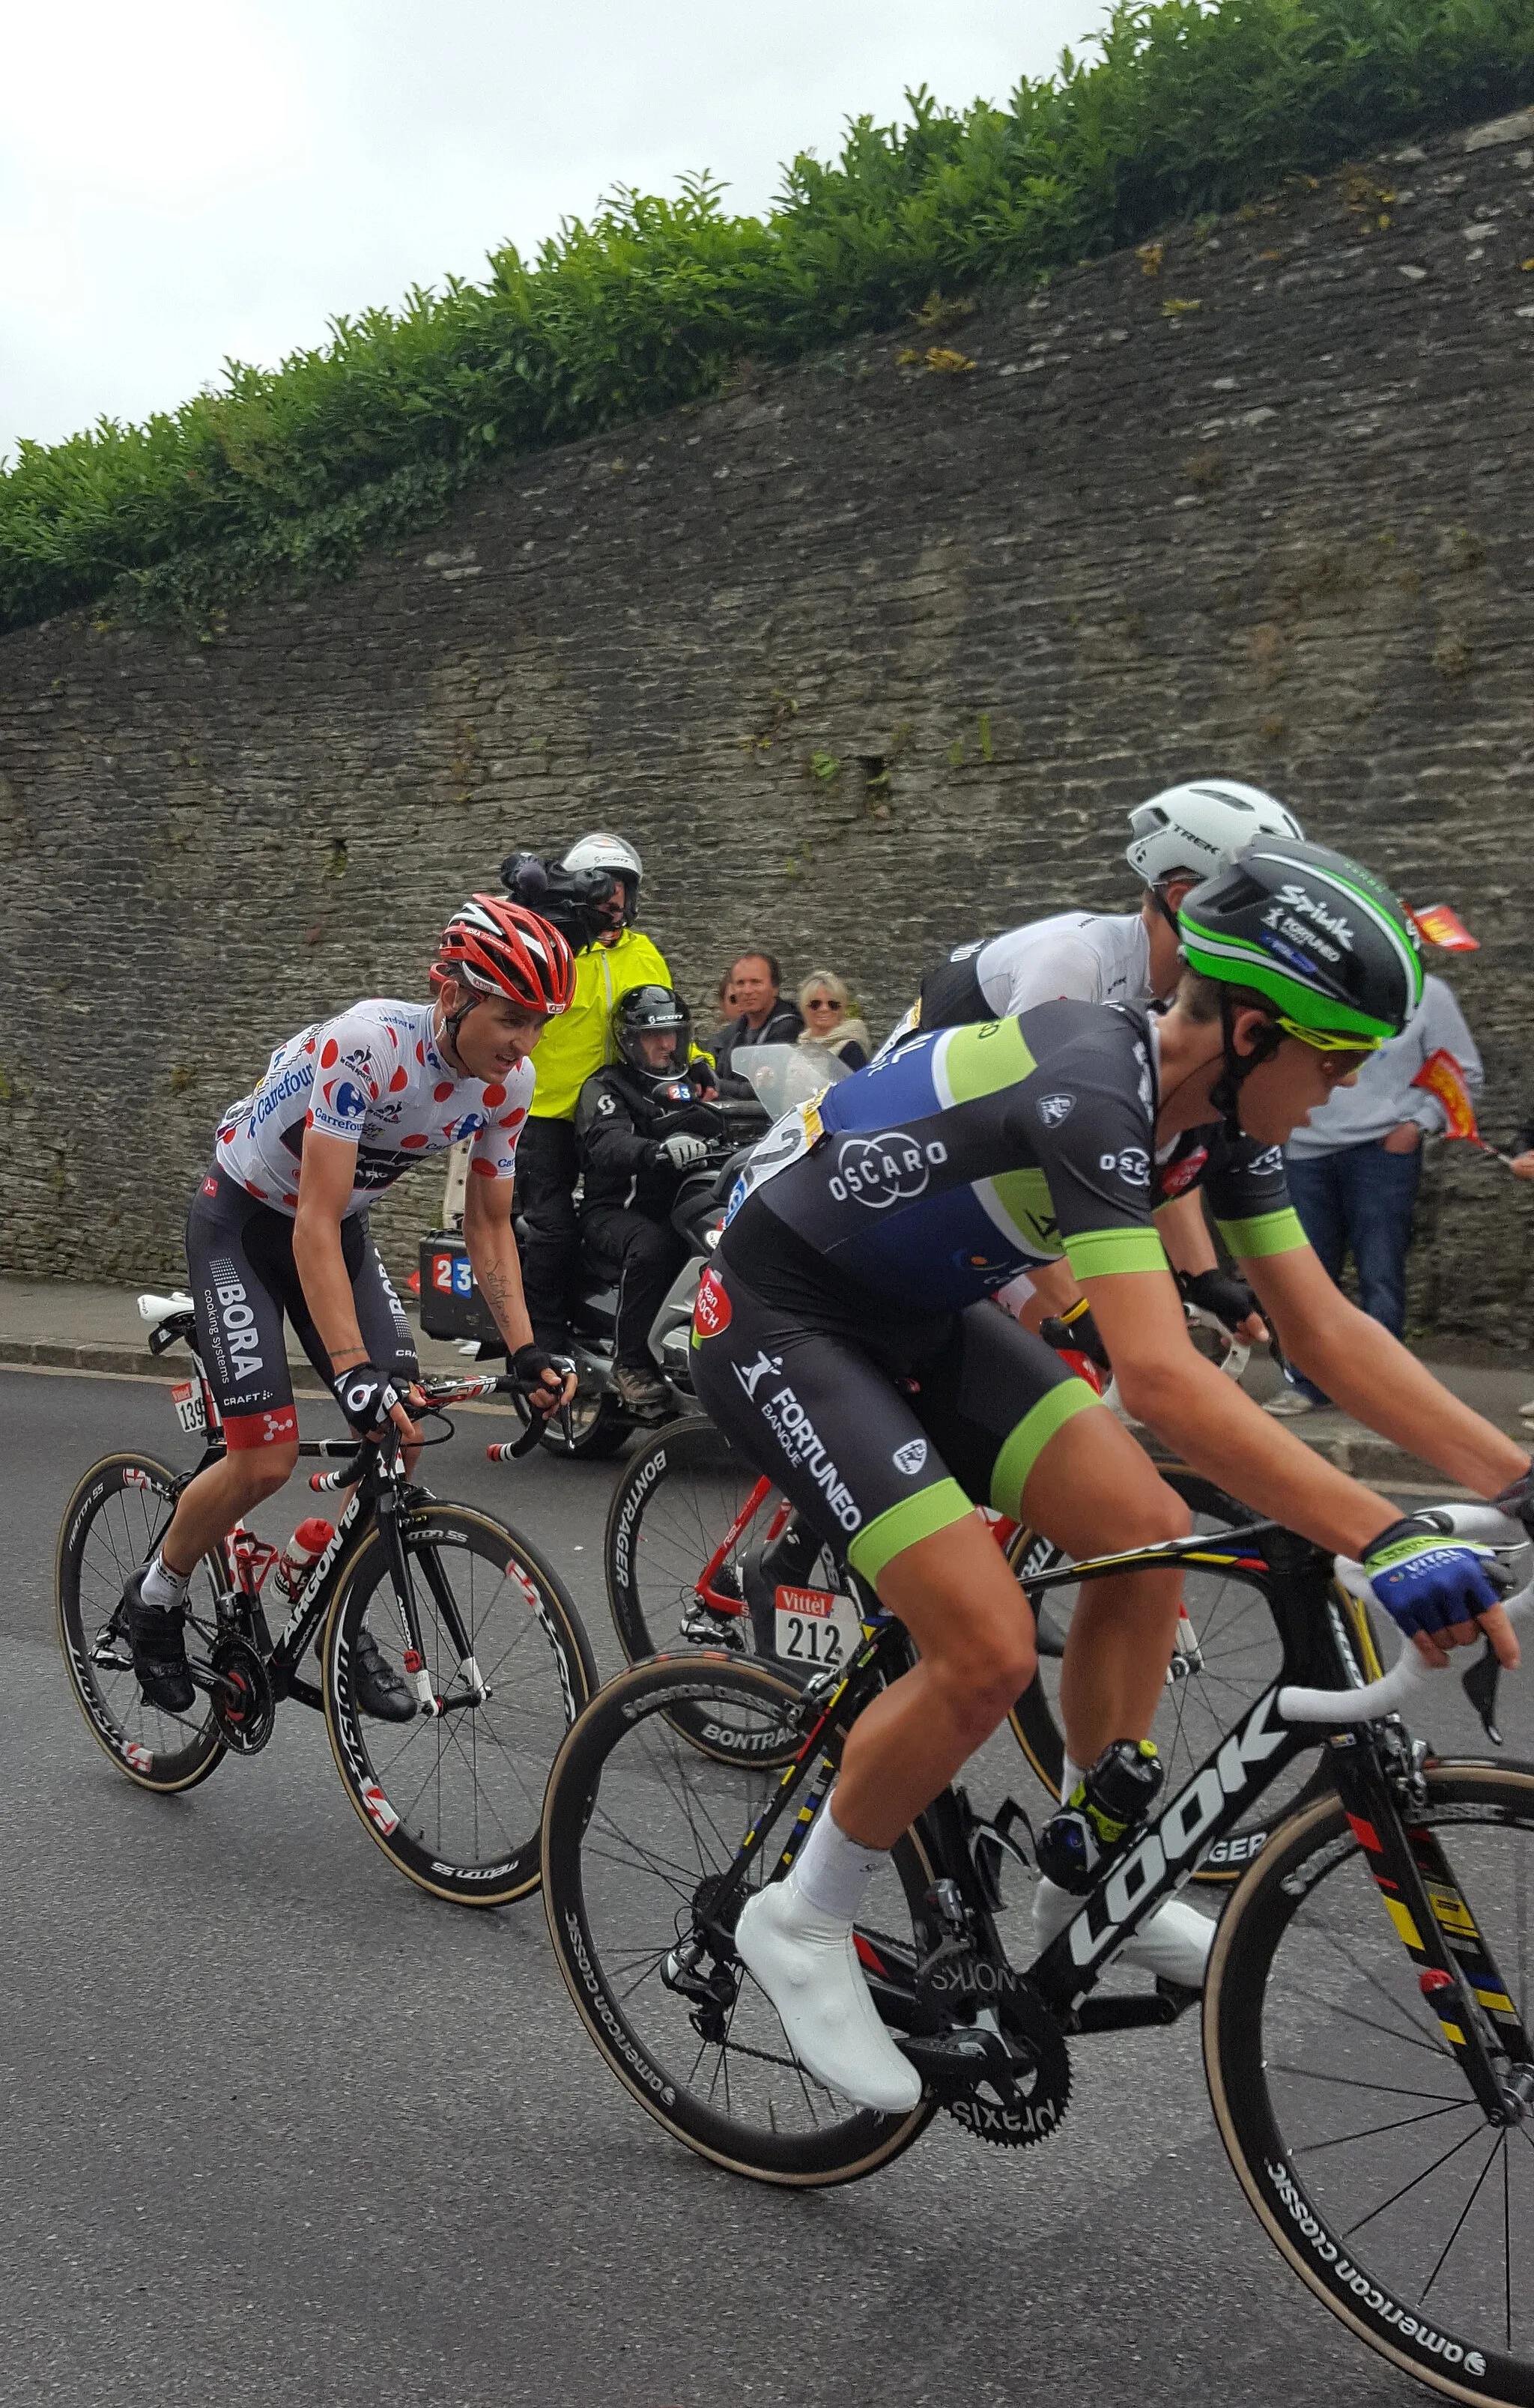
[989,1378,1101,1519]
[1216,1207,1308,1259]
[846,1478,974,1587]
[1064,1225,1168,1281]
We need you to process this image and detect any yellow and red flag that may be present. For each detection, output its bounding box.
[1410,1049,1482,1141]
[1409,903,1479,952]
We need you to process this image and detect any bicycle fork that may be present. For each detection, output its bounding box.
[1330,1735,1534,2126]
[375,1479,491,1717]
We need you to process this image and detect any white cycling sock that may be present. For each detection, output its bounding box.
[791,1791,886,1923]
[1060,1754,1088,1809]
[141,1550,191,1612]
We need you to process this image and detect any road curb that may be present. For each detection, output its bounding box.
[1,1332,1488,1489]
[0,1336,329,1392]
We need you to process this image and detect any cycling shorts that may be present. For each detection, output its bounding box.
[186,1167,418,1449]
[690,1210,1102,1589]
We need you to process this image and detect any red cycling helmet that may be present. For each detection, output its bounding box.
[432,895,575,1017]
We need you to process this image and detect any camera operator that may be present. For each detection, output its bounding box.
[575,986,719,1416]
[500,834,679,1355]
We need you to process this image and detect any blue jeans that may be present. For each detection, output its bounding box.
[1282,1142,1422,1405]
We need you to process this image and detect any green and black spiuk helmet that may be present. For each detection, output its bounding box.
[1178,837,1422,1122]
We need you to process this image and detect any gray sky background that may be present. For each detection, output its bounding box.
[0,0,1104,467]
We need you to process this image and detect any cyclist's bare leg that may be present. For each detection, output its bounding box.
[831,1407,1187,1849]
[158,1443,300,1576]
[1029,1413,1191,1770]
[831,1514,1038,1848]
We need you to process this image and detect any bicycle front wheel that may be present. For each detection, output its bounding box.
[543,1652,937,2185]
[1207,1762,1534,2405]
[56,1451,227,1794]
[324,1501,597,1905]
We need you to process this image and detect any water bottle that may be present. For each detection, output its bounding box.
[1035,1738,1163,1893]
[273,1516,336,1605]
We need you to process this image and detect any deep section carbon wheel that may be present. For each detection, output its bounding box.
[542,1651,937,2185]
[324,1500,597,1905]
[1206,1762,1534,2405]
[1007,1470,1333,1885]
[55,1451,226,1794]
[604,1416,807,1761]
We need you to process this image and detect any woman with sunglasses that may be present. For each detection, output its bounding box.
[795,971,871,1069]
[692,836,1527,2111]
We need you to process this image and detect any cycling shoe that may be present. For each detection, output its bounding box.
[122,1569,194,1714]
[735,1876,922,2114]
[1032,1874,1213,1989]
[352,1629,416,1722]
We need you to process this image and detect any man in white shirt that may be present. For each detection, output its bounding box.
[1267,971,1484,1415]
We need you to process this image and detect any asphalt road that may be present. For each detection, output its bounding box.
[2,1364,1529,2408]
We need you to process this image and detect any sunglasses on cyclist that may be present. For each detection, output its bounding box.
[1274,1016,1381,1078]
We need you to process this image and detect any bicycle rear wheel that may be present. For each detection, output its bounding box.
[324,1501,597,1905]
[542,1652,937,2184]
[55,1451,226,1793]
[1207,1762,1534,2405]
[1007,1471,1331,1885]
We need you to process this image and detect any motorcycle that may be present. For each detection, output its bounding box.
[421,1049,851,1461]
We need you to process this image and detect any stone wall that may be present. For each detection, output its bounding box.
[2,108,1533,1338]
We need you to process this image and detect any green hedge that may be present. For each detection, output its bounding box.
[4,0,1531,634]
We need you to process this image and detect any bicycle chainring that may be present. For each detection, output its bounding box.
[942,1968,1071,2150]
[209,1634,277,1754]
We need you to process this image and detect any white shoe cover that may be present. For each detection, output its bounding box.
[1032,1873,1214,1989]
[735,1877,922,2114]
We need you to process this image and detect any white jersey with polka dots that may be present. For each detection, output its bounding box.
[214,998,533,1218]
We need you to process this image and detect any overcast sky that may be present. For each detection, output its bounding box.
[0,0,1105,467]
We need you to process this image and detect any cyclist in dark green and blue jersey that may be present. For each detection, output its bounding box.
[690,837,1529,2114]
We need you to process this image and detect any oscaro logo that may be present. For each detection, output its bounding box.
[830,1132,948,1209]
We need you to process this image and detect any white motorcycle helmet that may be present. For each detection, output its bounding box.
[562,831,643,885]
[1124,779,1303,887]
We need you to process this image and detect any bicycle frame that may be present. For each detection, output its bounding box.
[139,1318,534,1720]
[706,1517,1534,2103]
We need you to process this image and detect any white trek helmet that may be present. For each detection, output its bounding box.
[1125,780,1303,887]
[562,831,643,885]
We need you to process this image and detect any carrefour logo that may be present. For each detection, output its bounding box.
[328,1079,369,1123]
[830,1131,948,1210]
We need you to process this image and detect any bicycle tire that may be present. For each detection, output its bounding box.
[1206,1761,1534,2405]
[605,1416,807,1760]
[324,1500,598,1905]
[1006,1470,1333,1886]
[542,1651,938,2185]
[55,1450,227,1795]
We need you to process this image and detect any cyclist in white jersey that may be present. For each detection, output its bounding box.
[880,780,1304,1347]
[120,897,577,1717]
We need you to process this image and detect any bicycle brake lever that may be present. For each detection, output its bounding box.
[1461,1640,1504,1747]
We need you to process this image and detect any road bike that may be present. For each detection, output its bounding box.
[545,1500,1534,2404]
[603,1413,1339,1881]
[58,1297,596,1905]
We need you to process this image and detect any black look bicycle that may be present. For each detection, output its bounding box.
[545,1503,1534,2405]
[58,1302,596,1905]
[604,1419,1336,1883]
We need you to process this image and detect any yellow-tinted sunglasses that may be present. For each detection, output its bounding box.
[1274,1015,1383,1057]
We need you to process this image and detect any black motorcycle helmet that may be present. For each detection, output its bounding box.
[615,986,693,1085]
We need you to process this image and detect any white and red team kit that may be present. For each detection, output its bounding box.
[187,999,532,1449]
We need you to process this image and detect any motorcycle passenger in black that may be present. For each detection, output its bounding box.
[575,986,720,1416]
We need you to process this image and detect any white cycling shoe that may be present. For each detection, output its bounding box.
[1032,1874,1214,1989]
[735,1876,923,2115]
